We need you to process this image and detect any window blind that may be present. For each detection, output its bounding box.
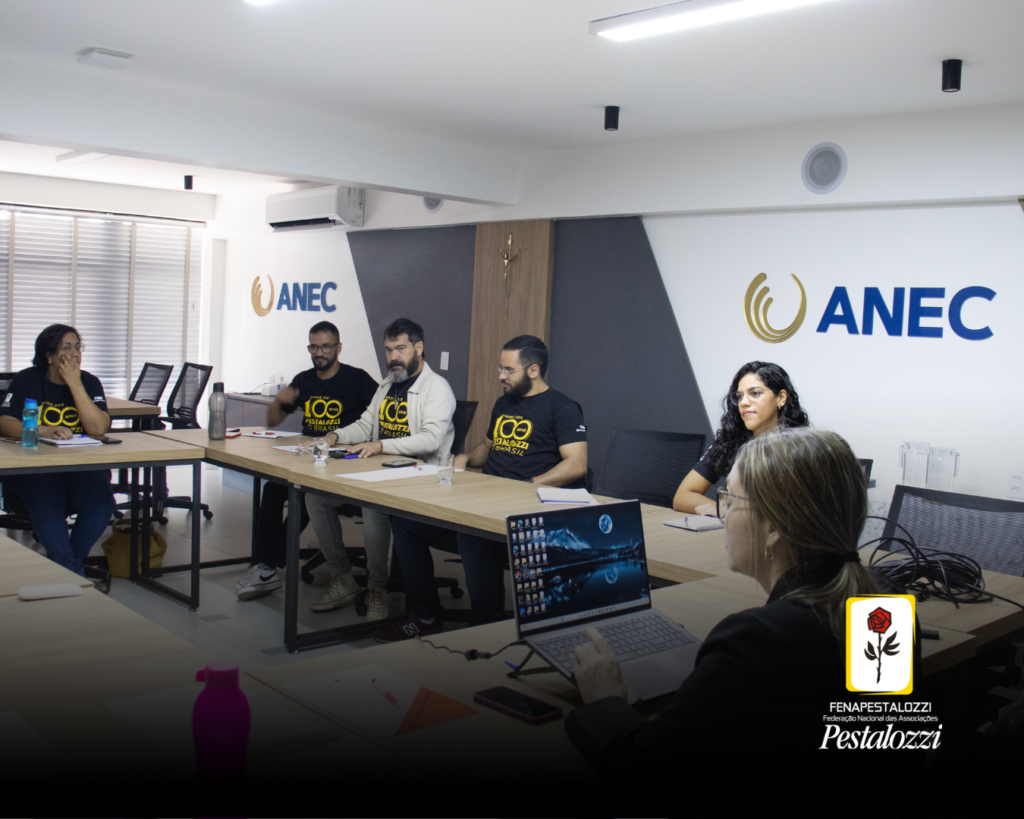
[0,207,203,400]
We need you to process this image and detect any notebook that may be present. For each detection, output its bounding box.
[505,500,702,701]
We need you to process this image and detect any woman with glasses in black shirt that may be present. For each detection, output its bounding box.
[672,360,809,515]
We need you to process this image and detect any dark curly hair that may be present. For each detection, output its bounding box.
[705,361,809,479]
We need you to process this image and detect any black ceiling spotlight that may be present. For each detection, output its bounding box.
[942,59,962,92]
[184,175,193,190]
[604,105,619,131]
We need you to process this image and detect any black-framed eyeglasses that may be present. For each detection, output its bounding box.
[729,387,772,406]
[716,487,749,519]
[307,343,338,354]
[60,344,85,353]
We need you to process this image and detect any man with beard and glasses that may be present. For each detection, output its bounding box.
[373,334,587,642]
[235,321,378,601]
[306,317,456,621]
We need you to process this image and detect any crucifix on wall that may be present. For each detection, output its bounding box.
[497,232,522,320]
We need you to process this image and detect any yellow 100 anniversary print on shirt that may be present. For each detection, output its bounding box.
[303,397,344,436]
[379,395,410,438]
[40,402,83,433]
[492,414,533,457]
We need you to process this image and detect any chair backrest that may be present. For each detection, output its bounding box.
[0,372,17,398]
[594,428,708,508]
[880,485,1024,576]
[451,400,478,457]
[129,363,174,405]
[166,363,213,426]
[859,459,874,481]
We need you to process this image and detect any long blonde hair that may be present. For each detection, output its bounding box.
[734,427,880,640]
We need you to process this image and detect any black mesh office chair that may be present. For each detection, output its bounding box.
[0,372,16,396]
[113,363,175,510]
[879,485,1024,694]
[859,459,874,481]
[594,428,707,508]
[155,363,214,520]
[300,400,480,617]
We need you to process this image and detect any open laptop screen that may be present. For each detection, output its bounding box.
[505,500,651,637]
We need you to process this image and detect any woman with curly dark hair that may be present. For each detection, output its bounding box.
[672,361,809,515]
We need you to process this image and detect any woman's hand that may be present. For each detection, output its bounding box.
[695,502,718,518]
[347,440,383,458]
[39,425,74,440]
[572,627,629,704]
[55,352,82,388]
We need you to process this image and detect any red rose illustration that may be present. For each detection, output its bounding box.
[868,607,892,634]
[864,607,899,684]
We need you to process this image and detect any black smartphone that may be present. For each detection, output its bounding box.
[382,459,417,468]
[100,436,122,444]
[473,686,562,724]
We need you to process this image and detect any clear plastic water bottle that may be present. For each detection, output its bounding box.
[22,399,38,448]
[193,661,250,783]
[208,382,227,441]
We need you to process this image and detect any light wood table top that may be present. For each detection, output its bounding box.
[0,534,92,596]
[106,397,161,417]
[0,431,203,470]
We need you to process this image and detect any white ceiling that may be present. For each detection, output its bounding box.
[0,0,1022,192]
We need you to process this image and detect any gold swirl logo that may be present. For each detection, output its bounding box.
[744,273,807,343]
[251,276,275,317]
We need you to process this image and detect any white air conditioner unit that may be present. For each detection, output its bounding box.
[266,185,365,232]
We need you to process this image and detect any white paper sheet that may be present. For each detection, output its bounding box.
[337,465,438,482]
[39,434,103,447]
[663,515,725,532]
[535,486,597,505]
[242,430,304,439]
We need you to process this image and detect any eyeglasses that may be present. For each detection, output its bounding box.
[60,344,85,353]
[497,366,525,377]
[307,343,338,354]
[729,387,772,406]
[716,487,749,519]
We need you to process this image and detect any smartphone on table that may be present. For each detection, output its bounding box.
[473,686,562,724]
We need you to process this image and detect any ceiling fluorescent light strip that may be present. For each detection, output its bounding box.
[590,0,839,41]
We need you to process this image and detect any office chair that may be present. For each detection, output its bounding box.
[594,428,707,508]
[859,459,874,481]
[879,485,1024,697]
[113,363,175,511]
[154,363,214,520]
[300,401,480,617]
[0,372,16,396]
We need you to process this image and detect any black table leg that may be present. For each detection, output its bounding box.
[129,467,139,584]
[285,482,301,653]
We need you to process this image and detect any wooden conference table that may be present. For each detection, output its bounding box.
[0,532,398,786]
[0,432,206,609]
[106,396,162,430]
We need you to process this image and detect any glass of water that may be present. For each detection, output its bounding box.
[437,453,455,485]
[313,437,330,467]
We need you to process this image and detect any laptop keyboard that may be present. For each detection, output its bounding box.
[535,613,696,672]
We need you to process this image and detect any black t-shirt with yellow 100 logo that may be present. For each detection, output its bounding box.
[0,367,108,434]
[483,388,587,483]
[378,374,419,439]
[279,364,379,437]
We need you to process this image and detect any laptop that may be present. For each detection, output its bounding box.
[505,500,703,701]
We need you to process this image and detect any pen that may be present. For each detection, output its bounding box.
[505,661,518,671]
[344,453,360,459]
[371,677,400,708]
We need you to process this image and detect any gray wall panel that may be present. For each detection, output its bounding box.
[348,226,476,398]
[547,217,713,491]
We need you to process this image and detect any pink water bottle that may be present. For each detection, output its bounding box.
[193,661,251,783]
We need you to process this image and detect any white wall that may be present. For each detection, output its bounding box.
[210,191,380,396]
[644,203,1024,505]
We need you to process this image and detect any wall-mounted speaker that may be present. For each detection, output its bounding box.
[423,197,444,213]
[801,142,847,195]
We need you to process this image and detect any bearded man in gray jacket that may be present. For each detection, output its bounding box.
[307,318,456,621]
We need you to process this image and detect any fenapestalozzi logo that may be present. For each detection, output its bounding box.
[846,594,915,695]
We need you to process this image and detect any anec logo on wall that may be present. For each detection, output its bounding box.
[251,275,338,317]
[744,274,997,344]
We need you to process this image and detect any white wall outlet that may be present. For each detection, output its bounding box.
[1008,470,1024,500]
[440,351,450,371]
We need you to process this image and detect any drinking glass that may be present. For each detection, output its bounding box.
[313,437,330,467]
[437,453,455,485]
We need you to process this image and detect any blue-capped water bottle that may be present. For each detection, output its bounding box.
[22,399,38,448]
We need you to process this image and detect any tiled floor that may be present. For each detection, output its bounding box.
[4,463,479,670]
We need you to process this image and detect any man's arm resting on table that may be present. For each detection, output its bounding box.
[455,439,491,470]
[530,441,587,487]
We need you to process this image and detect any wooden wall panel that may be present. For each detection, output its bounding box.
[465,220,554,451]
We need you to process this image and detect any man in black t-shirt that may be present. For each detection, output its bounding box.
[373,335,587,642]
[236,320,378,601]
